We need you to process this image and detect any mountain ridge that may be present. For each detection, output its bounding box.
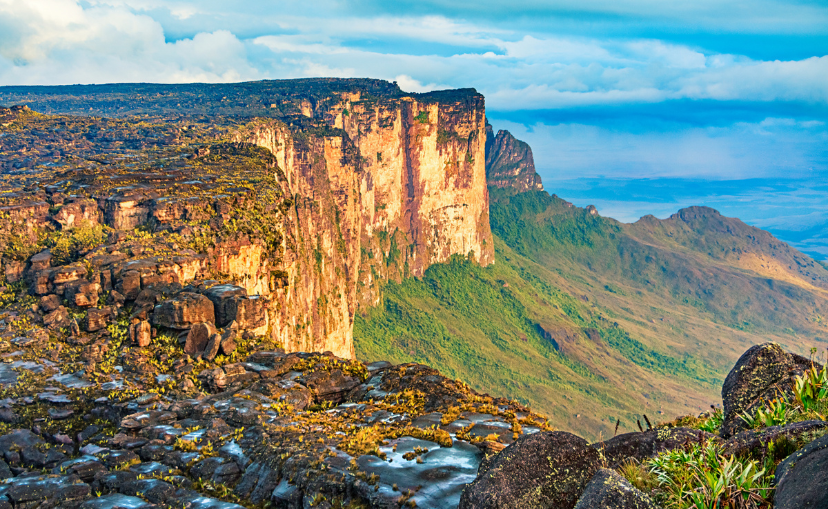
[356,128,828,439]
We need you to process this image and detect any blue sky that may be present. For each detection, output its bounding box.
[0,0,826,256]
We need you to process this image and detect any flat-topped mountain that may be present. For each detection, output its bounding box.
[0,79,493,358]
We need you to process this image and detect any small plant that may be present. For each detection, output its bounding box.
[617,458,657,493]
[413,111,429,124]
[739,397,795,429]
[697,407,724,433]
[794,364,828,412]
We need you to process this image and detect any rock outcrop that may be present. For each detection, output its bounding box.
[774,432,828,509]
[485,122,544,193]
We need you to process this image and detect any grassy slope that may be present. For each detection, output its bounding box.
[355,190,828,440]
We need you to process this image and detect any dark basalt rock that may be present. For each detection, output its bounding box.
[722,420,828,458]
[774,432,828,509]
[573,469,660,509]
[204,284,247,327]
[459,431,600,509]
[596,427,714,467]
[2,474,90,508]
[721,343,797,438]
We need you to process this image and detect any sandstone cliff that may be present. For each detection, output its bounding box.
[0,80,494,359]
[485,121,544,193]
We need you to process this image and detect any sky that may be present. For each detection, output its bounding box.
[0,0,826,256]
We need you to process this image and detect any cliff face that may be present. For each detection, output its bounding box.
[485,122,544,193]
[0,80,494,359]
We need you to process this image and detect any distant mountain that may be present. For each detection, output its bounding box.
[485,121,544,193]
[355,128,828,440]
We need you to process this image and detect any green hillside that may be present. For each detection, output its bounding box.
[355,188,828,440]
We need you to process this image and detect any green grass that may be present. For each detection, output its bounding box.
[355,187,828,439]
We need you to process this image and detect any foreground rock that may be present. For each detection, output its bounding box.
[573,469,660,509]
[720,342,815,437]
[774,433,828,509]
[460,431,600,509]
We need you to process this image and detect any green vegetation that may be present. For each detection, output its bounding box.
[413,111,429,124]
[644,442,773,509]
[357,185,828,438]
[356,241,719,439]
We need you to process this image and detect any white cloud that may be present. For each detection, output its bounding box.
[0,0,257,84]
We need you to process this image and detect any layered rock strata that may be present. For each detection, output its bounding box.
[484,121,544,193]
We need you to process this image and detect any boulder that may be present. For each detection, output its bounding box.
[29,249,52,273]
[104,195,149,230]
[51,264,86,284]
[459,431,600,509]
[721,343,797,437]
[574,469,660,509]
[251,379,313,410]
[774,432,828,509]
[85,306,113,332]
[53,198,101,229]
[79,494,157,509]
[204,284,247,327]
[203,333,222,361]
[722,420,828,458]
[115,270,142,300]
[129,320,152,347]
[220,335,237,356]
[152,292,214,329]
[39,294,62,313]
[4,474,90,508]
[184,322,217,355]
[70,281,100,307]
[596,427,713,468]
[43,305,70,328]
[299,369,362,404]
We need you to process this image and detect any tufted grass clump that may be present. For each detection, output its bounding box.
[641,442,773,509]
[659,407,724,434]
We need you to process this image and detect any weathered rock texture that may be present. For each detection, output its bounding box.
[485,121,544,193]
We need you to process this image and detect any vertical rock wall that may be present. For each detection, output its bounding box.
[232,90,493,358]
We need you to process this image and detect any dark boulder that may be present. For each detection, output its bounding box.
[299,369,362,404]
[39,294,61,312]
[184,322,218,356]
[573,469,660,509]
[722,420,828,458]
[774,432,828,509]
[459,431,600,509]
[721,343,798,438]
[153,292,214,329]
[204,284,247,327]
[596,427,713,467]
[4,474,90,508]
[85,306,113,332]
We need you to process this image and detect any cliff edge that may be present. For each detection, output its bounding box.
[0,79,494,359]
